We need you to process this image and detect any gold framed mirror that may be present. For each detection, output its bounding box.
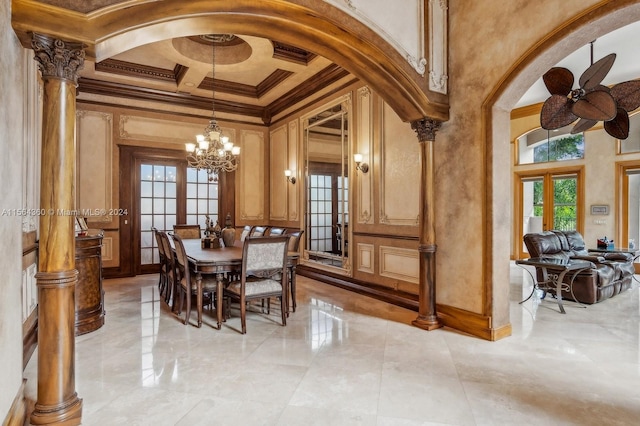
[302,95,352,273]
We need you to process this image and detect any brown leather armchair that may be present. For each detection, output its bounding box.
[523,230,634,304]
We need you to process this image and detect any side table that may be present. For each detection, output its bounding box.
[515,257,595,314]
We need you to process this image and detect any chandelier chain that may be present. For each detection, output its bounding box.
[184,34,240,180]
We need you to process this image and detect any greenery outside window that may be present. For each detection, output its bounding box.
[518,126,584,165]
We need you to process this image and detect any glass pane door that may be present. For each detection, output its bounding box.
[308,174,333,253]
[186,167,219,227]
[522,177,544,247]
[624,169,640,250]
[552,175,577,231]
[518,171,581,257]
[140,163,177,265]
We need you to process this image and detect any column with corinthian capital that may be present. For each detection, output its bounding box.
[411,118,443,330]
[30,33,85,426]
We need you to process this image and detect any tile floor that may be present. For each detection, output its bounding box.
[23,263,640,425]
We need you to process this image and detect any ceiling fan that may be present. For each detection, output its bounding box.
[540,42,640,139]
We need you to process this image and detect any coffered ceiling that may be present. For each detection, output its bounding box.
[78,33,353,125]
[29,1,356,126]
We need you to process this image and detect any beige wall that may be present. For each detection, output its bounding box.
[76,102,270,269]
[0,0,27,419]
[441,0,617,329]
[78,79,426,294]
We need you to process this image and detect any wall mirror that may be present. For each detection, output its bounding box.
[303,95,351,273]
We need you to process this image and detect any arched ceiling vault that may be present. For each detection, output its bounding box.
[11,0,449,123]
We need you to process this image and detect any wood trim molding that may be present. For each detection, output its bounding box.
[95,58,177,83]
[11,0,450,122]
[272,41,316,65]
[265,64,351,122]
[2,380,27,426]
[78,78,266,119]
[296,264,419,311]
[511,102,543,120]
[436,304,512,341]
[23,310,38,369]
[297,264,511,341]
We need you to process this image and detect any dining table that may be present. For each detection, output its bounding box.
[176,238,299,329]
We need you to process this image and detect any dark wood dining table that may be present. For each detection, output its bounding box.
[178,238,299,329]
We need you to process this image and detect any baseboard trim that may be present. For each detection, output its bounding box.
[436,304,512,341]
[3,380,26,426]
[296,265,419,311]
[297,265,512,341]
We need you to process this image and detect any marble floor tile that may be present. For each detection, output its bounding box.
[22,265,640,425]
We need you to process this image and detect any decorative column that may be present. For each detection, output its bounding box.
[411,118,443,331]
[31,33,85,426]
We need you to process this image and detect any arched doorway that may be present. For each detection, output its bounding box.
[12,0,448,123]
[484,1,640,323]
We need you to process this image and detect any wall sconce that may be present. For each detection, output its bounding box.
[354,153,369,173]
[284,169,296,184]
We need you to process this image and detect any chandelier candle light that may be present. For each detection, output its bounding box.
[186,34,240,181]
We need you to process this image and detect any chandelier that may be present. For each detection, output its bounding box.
[186,35,240,181]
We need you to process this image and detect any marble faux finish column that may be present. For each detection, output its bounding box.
[410,118,443,331]
[31,33,85,426]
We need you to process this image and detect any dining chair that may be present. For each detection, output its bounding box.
[158,230,176,305]
[224,236,290,334]
[173,224,202,239]
[250,226,269,237]
[268,227,286,236]
[285,229,304,313]
[152,227,168,295]
[171,233,219,327]
[240,225,253,242]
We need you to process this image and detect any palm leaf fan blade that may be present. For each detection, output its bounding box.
[571,118,597,134]
[543,67,574,95]
[610,80,640,112]
[579,53,616,89]
[604,108,630,139]
[572,90,617,121]
[541,95,577,129]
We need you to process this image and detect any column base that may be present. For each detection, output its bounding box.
[412,315,443,331]
[30,394,82,426]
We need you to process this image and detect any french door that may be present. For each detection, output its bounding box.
[620,162,640,263]
[114,146,234,278]
[517,168,583,258]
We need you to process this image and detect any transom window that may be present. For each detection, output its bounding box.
[518,126,584,165]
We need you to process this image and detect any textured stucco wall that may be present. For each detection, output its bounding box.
[438,0,604,325]
[0,0,26,418]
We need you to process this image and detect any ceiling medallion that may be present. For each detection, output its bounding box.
[199,34,236,44]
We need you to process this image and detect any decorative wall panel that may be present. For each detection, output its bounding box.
[327,0,427,75]
[21,264,37,323]
[357,243,374,274]
[428,0,448,93]
[379,102,420,225]
[379,245,419,284]
[356,86,373,224]
[288,120,299,221]
[76,110,113,222]
[102,231,119,268]
[119,115,201,145]
[270,124,288,220]
[239,130,265,220]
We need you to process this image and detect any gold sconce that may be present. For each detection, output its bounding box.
[354,153,369,173]
[284,169,296,184]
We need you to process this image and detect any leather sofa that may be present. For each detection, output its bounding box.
[522,230,635,304]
